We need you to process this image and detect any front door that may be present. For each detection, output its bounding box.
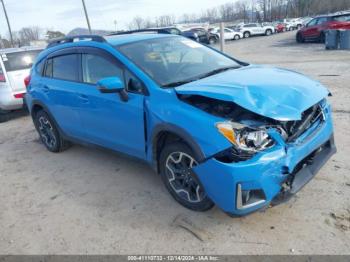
[76,50,146,159]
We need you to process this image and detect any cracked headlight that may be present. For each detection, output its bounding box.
[216,122,275,153]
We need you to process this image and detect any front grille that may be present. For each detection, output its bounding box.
[282,101,325,142]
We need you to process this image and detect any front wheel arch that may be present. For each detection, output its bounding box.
[151,124,206,173]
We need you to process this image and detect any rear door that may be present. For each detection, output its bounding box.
[2,50,41,95]
[41,50,85,138]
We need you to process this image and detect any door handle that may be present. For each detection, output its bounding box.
[78,94,89,103]
[42,85,50,93]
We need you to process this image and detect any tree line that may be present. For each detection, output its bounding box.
[0,28,65,48]
[1,0,349,47]
[128,0,350,29]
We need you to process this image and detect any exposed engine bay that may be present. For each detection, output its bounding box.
[179,94,325,162]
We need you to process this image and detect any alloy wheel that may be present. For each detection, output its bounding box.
[38,116,57,149]
[165,152,205,203]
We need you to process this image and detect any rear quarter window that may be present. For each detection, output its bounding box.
[35,59,45,75]
[3,50,41,72]
[334,15,350,22]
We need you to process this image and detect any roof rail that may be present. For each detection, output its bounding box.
[107,29,172,36]
[47,35,106,48]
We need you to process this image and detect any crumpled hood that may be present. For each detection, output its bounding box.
[175,65,329,121]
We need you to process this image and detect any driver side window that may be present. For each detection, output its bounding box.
[82,53,123,84]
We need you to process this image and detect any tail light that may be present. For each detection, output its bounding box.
[14,93,25,99]
[0,73,5,82]
[24,75,31,88]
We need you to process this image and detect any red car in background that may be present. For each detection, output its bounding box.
[297,13,350,43]
[274,23,286,33]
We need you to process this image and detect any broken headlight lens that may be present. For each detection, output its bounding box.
[216,122,275,153]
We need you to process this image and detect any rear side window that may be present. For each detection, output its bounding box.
[2,50,41,72]
[334,15,350,22]
[82,54,123,84]
[52,54,79,81]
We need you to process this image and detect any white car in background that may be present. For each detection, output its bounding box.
[0,47,42,122]
[239,23,275,38]
[209,27,243,40]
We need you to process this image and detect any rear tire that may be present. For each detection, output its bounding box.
[234,34,240,40]
[0,109,10,123]
[159,142,214,212]
[33,110,71,152]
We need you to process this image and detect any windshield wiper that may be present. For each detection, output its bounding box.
[197,66,240,79]
[162,65,240,88]
[162,79,197,88]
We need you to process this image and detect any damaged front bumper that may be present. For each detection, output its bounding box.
[193,103,336,216]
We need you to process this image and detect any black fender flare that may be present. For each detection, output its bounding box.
[151,123,206,170]
[30,100,66,138]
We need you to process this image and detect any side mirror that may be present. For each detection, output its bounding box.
[97,77,128,102]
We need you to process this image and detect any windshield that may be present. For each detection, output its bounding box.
[2,50,41,72]
[117,37,241,87]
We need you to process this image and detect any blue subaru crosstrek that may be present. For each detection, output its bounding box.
[25,34,336,216]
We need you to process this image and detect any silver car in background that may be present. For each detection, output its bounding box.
[0,47,42,122]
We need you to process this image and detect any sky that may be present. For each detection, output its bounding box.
[0,0,232,37]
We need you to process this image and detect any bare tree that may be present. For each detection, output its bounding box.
[128,16,146,30]
[17,26,41,45]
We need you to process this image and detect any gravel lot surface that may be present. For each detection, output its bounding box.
[0,31,349,254]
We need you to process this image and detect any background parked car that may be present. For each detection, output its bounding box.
[0,47,42,122]
[209,27,243,40]
[183,28,219,44]
[296,12,350,43]
[238,23,275,38]
[274,22,287,33]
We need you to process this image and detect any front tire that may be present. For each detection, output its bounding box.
[265,29,272,36]
[33,110,70,152]
[296,32,305,43]
[208,37,216,45]
[243,31,251,38]
[234,34,240,40]
[159,142,214,212]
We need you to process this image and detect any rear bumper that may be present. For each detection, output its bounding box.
[0,86,24,111]
[193,104,336,216]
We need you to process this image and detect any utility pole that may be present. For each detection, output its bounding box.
[114,20,118,32]
[0,0,14,47]
[81,0,92,34]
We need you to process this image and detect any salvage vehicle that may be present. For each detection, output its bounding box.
[0,47,42,122]
[238,23,275,38]
[297,13,350,43]
[25,34,336,216]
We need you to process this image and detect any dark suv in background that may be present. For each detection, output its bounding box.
[297,12,350,43]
